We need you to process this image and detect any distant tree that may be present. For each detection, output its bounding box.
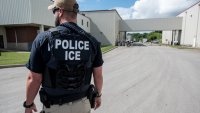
[142,33,148,39]
[131,33,143,42]
[147,32,162,42]
[155,31,162,33]
[128,31,162,42]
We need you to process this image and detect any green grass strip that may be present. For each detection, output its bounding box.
[101,45,116,54]
[0,52,30,65]
[169,45,195,49]
[0,45,116,66]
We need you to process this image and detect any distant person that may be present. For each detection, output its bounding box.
[23,0,103,113]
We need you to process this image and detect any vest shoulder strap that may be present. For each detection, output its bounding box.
[60,23,97,56]
[49,27,61,38]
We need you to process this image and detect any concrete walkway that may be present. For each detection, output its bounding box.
[0,46,200,113]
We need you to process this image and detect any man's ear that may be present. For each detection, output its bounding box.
[58,9,64,17]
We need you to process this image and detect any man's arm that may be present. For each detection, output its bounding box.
[93,66,103,94]
[25,71,42,112]
[93,66,103,110]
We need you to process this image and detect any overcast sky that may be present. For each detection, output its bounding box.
[77,0,200,19]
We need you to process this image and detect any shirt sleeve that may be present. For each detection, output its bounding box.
[26,34,45,74]
[92,42,104,68]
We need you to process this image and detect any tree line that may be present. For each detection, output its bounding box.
[127,31,162,43]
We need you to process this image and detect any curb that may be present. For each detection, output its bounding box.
[0,64,25,69]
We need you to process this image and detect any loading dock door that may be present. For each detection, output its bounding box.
[0,35,4,48]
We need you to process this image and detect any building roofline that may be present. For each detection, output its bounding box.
[78,13,90,19]
[81,9,118,13]
[0,23,53,27]
[124,17,182,21]
[178,1,200,15]
[81,9,123,20]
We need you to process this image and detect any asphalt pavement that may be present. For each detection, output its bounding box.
[0,46,200,113]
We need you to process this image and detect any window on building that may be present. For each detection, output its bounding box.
[0,35,4,48]
[87,22,89,27]
[82,19,84,25]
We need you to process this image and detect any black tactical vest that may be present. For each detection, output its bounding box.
[42,23,97,94]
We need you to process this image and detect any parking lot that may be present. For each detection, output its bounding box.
[0,46,200,113]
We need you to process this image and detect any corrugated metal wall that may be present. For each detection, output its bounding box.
[197,5,200,47]
[178,3,200,47]
[77,14,90,33]
[30,0,54,26]
[0,0,31,25]
[120,17,183,32]
[81,11,116,45]
[115,12,122,44]
[0,0,54,26]
[162,31,172,44]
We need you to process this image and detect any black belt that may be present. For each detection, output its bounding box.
[40,85,90,108]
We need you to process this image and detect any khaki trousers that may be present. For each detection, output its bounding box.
[43,97,91,113]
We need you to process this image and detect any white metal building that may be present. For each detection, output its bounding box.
[162,1,200,47]
[0,0,91,50]
[1,0,200,50]
[77,14,90,33]
[0,0,53,50]
[81,10,123,45]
